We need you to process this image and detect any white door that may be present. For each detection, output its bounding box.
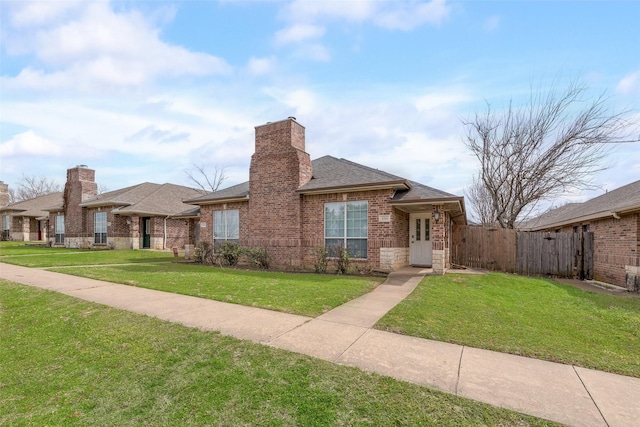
[410,213,432,266]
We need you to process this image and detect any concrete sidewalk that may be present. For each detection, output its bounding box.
[2,262,639,427]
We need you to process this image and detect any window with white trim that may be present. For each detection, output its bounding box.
[94,211,107,244]
[325,201,368,259]
[2,215,10,240]
[55,215,65,244]
[213,210,239,249]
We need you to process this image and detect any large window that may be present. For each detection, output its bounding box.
[2,215,10,240]
[325,201,368,259]
[94,211,107,244]
[55,215,65,244]
[213,210,239,249]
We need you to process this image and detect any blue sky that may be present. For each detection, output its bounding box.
[1,0,639,216]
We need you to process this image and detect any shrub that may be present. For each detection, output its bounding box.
[247,247,270,269]
[313,245,329,273]
[218,241,243,266]
[330,245,351,274]
[194,242,213,264]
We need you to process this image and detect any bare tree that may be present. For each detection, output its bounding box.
[464,79,639,229]
[12,174,62,202]
[465,175,497,226]
[184,164,227,193]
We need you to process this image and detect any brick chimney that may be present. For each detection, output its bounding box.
[0,181,8,207]
[64,165,98,239]
[248,118,312,265]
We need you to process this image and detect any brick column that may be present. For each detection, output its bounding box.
[432,205,446,275]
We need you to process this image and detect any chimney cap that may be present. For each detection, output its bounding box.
[288,116,296,121]
[77,164,88,168]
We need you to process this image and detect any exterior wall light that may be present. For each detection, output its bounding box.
[433,207,441,223]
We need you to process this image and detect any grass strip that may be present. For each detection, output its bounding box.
[47,263,382,317]
[0,280,557,426]
[376,273,640,378]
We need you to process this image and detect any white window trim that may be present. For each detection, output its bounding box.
[324,200,368,259]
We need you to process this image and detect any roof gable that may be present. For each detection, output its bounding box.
[82,183,204,216]
[0,192,64,218]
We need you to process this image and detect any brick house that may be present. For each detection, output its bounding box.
[0,182,62,241]
[523,179,640,288]
[45,165,203,250]
[185,118,467,273]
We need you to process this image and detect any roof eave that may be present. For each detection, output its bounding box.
[184,195,249,206]
[297,180,410,195]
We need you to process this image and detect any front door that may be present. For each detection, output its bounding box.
[410,213,432,266]
[142,217,151,249]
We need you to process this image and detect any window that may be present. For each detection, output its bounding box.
[213,210,239,249]
[325,201,368,259]
[2,215,10,240]
[94,212,107,244]
[55,215,65,244]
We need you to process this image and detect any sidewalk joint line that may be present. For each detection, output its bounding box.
[573,365,609,427]
[265,318,314,344]
[455,346,465,395]
[332,327,371,363]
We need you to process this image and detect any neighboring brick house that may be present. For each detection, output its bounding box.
[185,118,467,273]
[0,183,62,241]
[523,180,640,289]
[45,165,203,250]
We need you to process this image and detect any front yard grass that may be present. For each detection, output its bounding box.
[0,281,557,426]
[51,263,382,317]
[376,273,640,378]
[0,241,174,267]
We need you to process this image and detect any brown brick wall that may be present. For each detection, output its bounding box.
[551,213,639,287]
[63,166,97,238]
[199,201,250,245]
[248,119,312,266]
[300,189,409,268]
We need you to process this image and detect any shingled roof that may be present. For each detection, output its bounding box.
[81,183,204,216]
[0,192,63,219]
[523,180,640,230]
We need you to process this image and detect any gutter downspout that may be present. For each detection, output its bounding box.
[164,216,170,249]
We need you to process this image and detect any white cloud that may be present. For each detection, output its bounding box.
[264,87,318,116]
[1,1,231,92]
[0,130,64,157]
[7,0,84,28]
[374,0,451,30]
[616,70,640,95]
[247,56,276,75]
[275,23,325,45]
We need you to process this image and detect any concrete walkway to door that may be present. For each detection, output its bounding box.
[1,262,639,427]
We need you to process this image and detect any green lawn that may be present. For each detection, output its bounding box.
[0,281,556,426]
[51,263,382,317]
[0,241,174,267]
[376,273,640,378]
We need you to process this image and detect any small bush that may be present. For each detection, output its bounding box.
[218,241,243,266]
[313,246,329,273]
[247,247,270,269]
[194,242,213,264]
[331,245,351,274]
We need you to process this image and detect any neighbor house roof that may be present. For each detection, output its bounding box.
[523,180,640,231]
[183,155,466,223]
[0,192,63,219]
[80,183,205,216]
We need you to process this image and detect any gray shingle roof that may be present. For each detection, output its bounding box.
[184,181,250,204]
[81,183,205,216]
[0,192,63,218]
[524,180,640,230]
[298,156,409,192]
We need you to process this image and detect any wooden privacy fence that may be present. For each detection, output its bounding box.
[452,225,594,279]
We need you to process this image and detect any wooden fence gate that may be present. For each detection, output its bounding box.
[452,225,594,279]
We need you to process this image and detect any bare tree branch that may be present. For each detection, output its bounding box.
[184,164,227,193]
[12,174,62,202]
[464,79,639,229]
